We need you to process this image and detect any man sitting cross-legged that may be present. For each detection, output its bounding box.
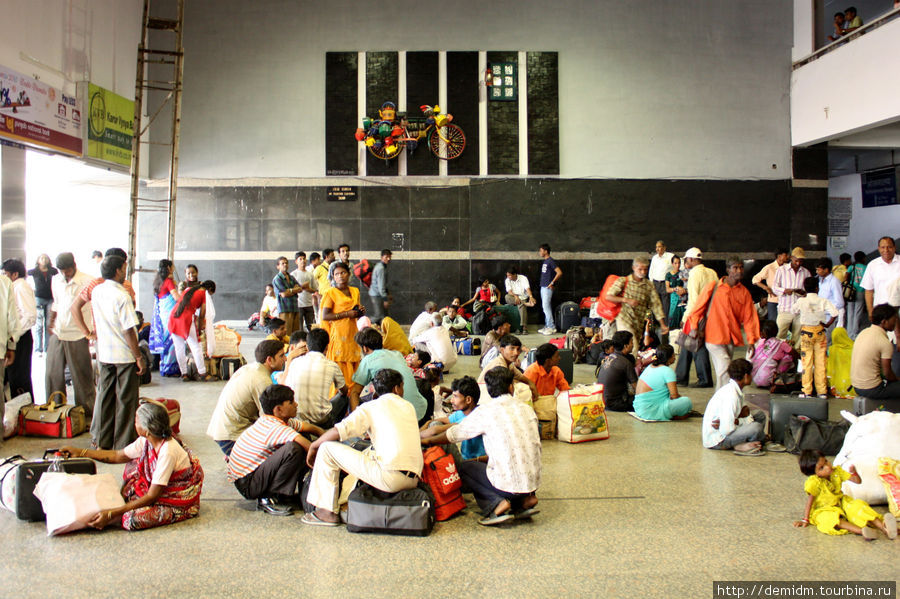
[282,328,349,429]
[227,384,322,516]
[423,366,542,526]
[207,339,287,456]
[701,358,767,456]
[302,368,424,526]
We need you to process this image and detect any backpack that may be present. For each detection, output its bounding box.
[565,326,589,363]
[421,446,467,521]
[353,259,374,288]
[471,307,494,335]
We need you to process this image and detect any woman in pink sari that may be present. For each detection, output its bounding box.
[61,401,203,531]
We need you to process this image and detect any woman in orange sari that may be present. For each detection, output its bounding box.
[321,262,365,383]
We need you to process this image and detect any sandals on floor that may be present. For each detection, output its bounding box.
[883,512,897,540]
[201,374,220,382]
[181,375,193,382]
[301,512,340,527]
[733,448,766,457]
[764,442,787,453]
[514,507,541,520]
[478,511,514,526]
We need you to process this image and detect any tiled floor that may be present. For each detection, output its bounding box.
[1,328,896,598]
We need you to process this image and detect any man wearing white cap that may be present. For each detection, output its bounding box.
[675,248,716,387]
[772,247,811,348]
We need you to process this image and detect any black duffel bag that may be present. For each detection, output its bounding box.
[784,415,850,455]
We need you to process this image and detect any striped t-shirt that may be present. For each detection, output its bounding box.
[227,415,302,481]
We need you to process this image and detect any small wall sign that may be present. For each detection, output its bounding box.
[327,186,358,201]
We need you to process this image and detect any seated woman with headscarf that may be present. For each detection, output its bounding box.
[61,401,204,531]
[381,316,412,355]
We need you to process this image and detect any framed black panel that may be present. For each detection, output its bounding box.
[405,52,439,176]
[325,52,358,176]
[526,52,559,175]
[365,52,399,177]
[486,51,519,175]
[447,51,480,176]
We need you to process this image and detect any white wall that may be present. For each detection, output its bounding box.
[829,173,900,258]
[791,18,900,147]
[0,0,141,99]
[793,0,815,61]
[164,0,793,181]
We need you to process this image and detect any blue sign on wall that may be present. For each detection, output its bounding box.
[862,167,899,208]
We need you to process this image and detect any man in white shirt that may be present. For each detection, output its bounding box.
[504,267,536,335]
[862,237,900,320]
[412,319,457,372]
[302,368,423,526]
[90,255,145,450]
[701,359,766,454]
[290,251,317,333]
[751,248,789,322]
[1,259,36,400]
[408,301,438,343]
[282,328,349,429]
[772,246,812,347]
[207,339,287,455]
[649,240,675,318]
[424,366,541,525]
[46,253,95,417]
[0,273,18,449]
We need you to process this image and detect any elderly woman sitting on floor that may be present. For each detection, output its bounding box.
[61,401,204,531]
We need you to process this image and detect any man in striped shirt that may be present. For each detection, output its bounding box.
[772,247,811,348]
[228,385,321,516]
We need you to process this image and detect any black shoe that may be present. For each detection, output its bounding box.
[257,497,293,516]
[689,382,713,388]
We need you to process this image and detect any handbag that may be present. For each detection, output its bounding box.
[345,481,436,536]
[841,276,857,303]
[784,415,851,455]
[17,391,86,439]
[676,280,719,354]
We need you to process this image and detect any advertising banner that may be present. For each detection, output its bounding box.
[87,83,133,167]
[0,65,81,156]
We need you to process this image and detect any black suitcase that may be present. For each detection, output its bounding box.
[219,356,246,381]
[0,451,96,521]
[769,397,828,444]
[557,301,579,331]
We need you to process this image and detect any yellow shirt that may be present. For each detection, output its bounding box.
[832,264,847,284]
[314,263,331,294]
[683,264,718,325]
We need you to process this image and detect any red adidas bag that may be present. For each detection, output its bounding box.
[579,296,596,310]
[421,446,466,521]
[596,274,626,321]
[352,259,373,288]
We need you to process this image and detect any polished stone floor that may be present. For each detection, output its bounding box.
[1,327,897,598]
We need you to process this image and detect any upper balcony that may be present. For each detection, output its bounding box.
[791,4,900,149]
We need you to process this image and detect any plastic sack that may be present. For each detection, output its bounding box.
[33,472,125,536]
[557,384,610,443]
[210,324,241,358]
[834,410,900,504]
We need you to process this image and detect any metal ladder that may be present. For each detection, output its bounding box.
[127,0,185,277]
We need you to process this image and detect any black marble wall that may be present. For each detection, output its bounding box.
[139,178,820,324]
[325,52,358,176]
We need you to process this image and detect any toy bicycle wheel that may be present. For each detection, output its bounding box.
[428,124,465,160]
[368,143,403,160]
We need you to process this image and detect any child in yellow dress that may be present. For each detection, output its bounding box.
[793,450,897,540]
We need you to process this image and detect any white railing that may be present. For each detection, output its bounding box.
[793,6,900,69]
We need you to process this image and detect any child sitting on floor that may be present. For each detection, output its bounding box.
[793,449,897,541]
[421,375,486,462]
[405,349,431,379]
[747,319,797,392]
[265,317,289,346]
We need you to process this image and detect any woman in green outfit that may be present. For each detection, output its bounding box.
[633,344,692,421]
[664,255,688,328]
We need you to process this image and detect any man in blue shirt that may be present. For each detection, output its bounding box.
[368,249,392,325]
[816,257,844,344]
[272,256,302,336]
[538,243,563,334]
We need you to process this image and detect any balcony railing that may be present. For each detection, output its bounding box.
[793,6,900,69]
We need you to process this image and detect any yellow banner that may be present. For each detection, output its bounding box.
[87,84,133,167]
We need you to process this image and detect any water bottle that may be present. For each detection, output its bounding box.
[47,451,64,473]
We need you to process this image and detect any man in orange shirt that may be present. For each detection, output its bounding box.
[523,343,571,396]
[685,256,760,390]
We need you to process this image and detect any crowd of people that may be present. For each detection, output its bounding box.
[1,233,899,536]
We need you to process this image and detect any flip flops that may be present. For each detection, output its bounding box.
[301,512,340,527]
[764,442,787,453]
[862,526,878,541]
[733,448,766,457]
[478,511,514,526]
